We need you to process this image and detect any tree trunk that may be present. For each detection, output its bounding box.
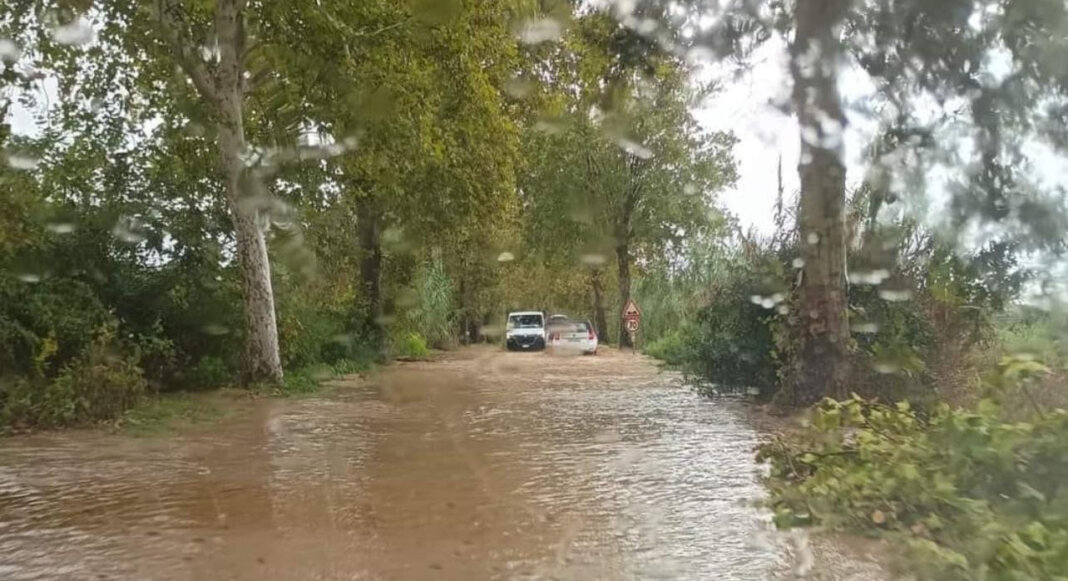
[616,243,632,348]
[355,195,383,344]
[589,268,609,343]
[215,0,282,386]
[789,0,851,407]
[159,0,282,385]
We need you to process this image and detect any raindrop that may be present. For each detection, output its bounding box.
[873,361,899,374]
[0,38,20,63]
[750,295,763,305]
[533,117,567,134]
[503,76,535,98]
[17,273,41,283]
[760,298,776,309]
[516,18,563,45]
[770,293,786,304]
[635,18,658,35]
[52,17,94,46]
[806,232,819,245]
[330,334,355,346]
[45,222,75,234]
[792,258,805,269]
[580,254,607,267]
[112,217,147,244]
[777,305,790,315]
[496,251,515,263]
[6,153,39,170]
[848,269,890,285]
[617,138,654,160]
[878,289,912,302]
[851,322,879,334]
[201,324,230,336]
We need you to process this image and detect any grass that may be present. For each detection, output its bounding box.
[111,357,375,436]
[120,391,230,436]
[275,357,374,397]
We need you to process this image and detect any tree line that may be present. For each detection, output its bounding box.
[2,0,1067,576]
[0,1,737,424]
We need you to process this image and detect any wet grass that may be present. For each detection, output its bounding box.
[272,358,375,397]
[120,392,232,436]
[116,358,376,436]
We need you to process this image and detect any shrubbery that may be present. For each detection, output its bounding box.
[758,387,1068,580]
[391,332,430,359]
[1,324,146,429]
[643,328,690,366]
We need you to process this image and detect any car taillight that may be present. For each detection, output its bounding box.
[588,329,596,340]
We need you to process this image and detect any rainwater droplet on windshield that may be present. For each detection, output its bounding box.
[0,38,20,63]
[52,17,94,46]
[516,19,563,45]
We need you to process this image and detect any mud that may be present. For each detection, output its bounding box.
[0,346,887,580]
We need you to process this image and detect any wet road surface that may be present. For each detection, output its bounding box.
[0,347,792,580]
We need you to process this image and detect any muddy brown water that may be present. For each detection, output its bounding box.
[0,347,795,581]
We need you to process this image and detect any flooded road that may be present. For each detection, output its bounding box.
[0,347,804,580]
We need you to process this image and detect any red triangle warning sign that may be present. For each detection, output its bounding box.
[622,298,641,319]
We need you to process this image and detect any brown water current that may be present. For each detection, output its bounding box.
[0,347,819,581]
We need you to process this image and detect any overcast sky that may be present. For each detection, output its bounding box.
[693,36,884,237]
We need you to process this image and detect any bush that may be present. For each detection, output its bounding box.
[183,355,232,389]
[405,258,456,349]
[644,328,690,366]
[758,391,1068,581]
[392,332,430,359]
[684,273,780,396]
[1,324,147,428]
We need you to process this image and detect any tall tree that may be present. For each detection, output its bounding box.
[155,0,282,385]
[788,0,851,405]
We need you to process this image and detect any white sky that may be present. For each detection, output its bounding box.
[693,37,881,237]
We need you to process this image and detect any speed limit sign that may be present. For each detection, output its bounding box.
[625,318,639,333]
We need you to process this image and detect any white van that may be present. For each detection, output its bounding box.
[505,311,546,351]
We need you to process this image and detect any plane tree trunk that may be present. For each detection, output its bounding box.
[788,0,851,407]
[161,0,283,386]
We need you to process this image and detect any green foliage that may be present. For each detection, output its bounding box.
[391,332,430,360]
[643,328,690,366]
[399,257,457,350]
[183,356,231,390]
[1,324,147,429]
[279,357,373,397]
[758,392,1068,581]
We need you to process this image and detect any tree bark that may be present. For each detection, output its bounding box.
[355,195,383,344]
[789,0,851,407]
[589,268,609,343]
[616,242,632,348]
[215,0,282,386]
[159,0,283,386]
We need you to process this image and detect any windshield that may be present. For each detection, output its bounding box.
[508,314,544,329]
[1,1,1065,580]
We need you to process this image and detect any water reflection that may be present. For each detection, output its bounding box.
[0,348,780,580]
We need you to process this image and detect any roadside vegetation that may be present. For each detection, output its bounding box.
[1,1,1067,578]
